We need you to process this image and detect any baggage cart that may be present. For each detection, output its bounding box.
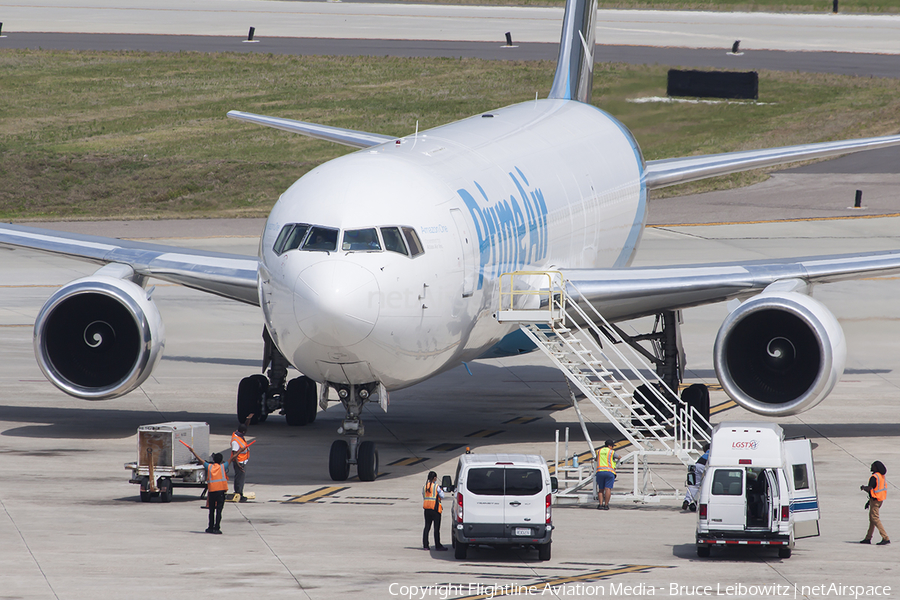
[125,422,209,502]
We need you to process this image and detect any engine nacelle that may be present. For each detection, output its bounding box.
[34,272,165,400]
[713,291,845,416]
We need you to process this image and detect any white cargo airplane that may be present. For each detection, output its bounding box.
[3,0,900,482]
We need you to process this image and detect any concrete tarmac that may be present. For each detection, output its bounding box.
[1,3,899,599]
[2,208,899,599]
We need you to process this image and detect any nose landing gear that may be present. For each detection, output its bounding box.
[327,383,382,482]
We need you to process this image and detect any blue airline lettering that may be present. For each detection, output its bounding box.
[458,168,549,290]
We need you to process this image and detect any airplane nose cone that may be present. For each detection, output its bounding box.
[294,260,380,347]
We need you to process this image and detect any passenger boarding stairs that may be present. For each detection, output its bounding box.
[496,271,712,503]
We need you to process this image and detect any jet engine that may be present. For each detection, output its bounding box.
[713,291,845,416]
[33,265,165,400]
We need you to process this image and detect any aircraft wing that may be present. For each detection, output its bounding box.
[0,223,260,306]
[644,132,900,189]
[560,250,900,322]
[227,110,395,149]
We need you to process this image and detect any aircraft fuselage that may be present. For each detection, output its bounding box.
[259,99,646,390]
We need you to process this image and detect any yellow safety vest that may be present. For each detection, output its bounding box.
[207,463,228,492]
[873,473,887,502]
[232,432,250,463]
[422,481,442,513]
[597,447,617,474]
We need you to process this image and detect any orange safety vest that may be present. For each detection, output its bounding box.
[422,481,442,513]
[207,463,228,492]
[872,473,887,502]
[597,446,617,474]
[232,432,250,463]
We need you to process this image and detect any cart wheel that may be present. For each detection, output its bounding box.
[140,476,152,502]
[159,477,173,503]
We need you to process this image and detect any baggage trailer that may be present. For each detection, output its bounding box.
[125,422,209,502]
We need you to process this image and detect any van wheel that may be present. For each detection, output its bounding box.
[454,542,468,560]
[697,545,710,558]
[778,547,792,559]
[538,542,551,561]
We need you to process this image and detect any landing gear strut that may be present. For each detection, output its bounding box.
[327,383,381,482]
[235,327,317,426]
[601,310,711,427]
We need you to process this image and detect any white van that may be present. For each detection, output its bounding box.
[443,453,556,561]
[696,422,819,558]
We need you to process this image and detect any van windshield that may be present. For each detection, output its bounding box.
[466,467,542,496]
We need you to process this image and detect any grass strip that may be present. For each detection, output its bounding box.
[1,50,898,220]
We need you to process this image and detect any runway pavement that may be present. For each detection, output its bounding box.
[2,0,899,53]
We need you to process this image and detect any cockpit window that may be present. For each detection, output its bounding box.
[380,227,408,256]
[302,226,339,252]
[273,223,310,255]
[402,227,424,257]
[342,228,382,252]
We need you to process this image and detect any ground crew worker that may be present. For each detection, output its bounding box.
[860,460,890,545]
[596,439,620,510]
[422,471,447,551]
[231,414,253,501]
[683,443,710,511]
[186,445,228,534]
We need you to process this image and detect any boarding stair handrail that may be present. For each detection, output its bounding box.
[496,271,711,473]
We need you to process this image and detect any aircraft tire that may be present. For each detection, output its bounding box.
[357,441,378,482]
[237,375,266,424]
[681,383,711,425]
[303,376,318,424]
[284,377,311,426]
[329,440,351,481]
[538,542,551,561]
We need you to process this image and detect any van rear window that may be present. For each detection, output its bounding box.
[792,464,810,490]
[467,468,504,496]
[466,467,543,496]
[505,468,543,496]
[711,469,743,496]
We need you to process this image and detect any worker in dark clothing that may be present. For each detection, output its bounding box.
[231,413,253,501]
[186,445,228,534]
[422,471,447,551]
[860,461,890,545]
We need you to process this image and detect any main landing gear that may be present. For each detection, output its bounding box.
[328,383,381,482]
[235,329,384,482]
[236,328,318,426]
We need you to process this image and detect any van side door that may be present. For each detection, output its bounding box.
[706,468,746,531]
[784,438,820,539]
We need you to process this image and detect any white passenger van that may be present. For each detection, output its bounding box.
[696,422,819,559]
[443,453,556,561]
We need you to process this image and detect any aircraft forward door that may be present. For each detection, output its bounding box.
[785,437,820,538]
[450,208,476,298]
